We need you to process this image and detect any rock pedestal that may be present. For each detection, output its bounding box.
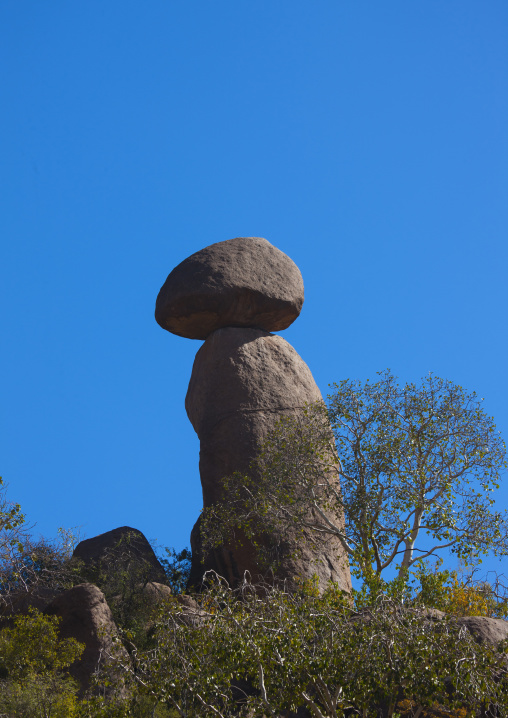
[185,328,323,506]
[156,237,351,592]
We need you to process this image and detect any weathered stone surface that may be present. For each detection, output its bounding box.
[142,581,172,604]
[185,327,351,592]
[422,607,446,621]
[73,526,167,586]
[421,609,508,649]
[0,587,60,623]
[44,583,130,695]
[457,615,508,647]
[155,237,304,339]
[176,593,207,627]
[186,328,322,504]
[141,584,204,627]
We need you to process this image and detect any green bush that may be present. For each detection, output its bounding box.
[0,608,84,718]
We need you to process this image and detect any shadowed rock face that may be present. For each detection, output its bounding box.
[185,327,351,592]
[73,526,167,586]
[155,237,304,339]
[44,583,130,696]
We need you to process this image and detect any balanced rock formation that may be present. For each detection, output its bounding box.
[155,237,304,339]
[44,583,130,696]
[156,237,351,592]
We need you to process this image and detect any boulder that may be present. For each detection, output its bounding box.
[456,615,508,648]
[0,587,60,624]
[420,609,508,651]
[155,237,304,339]
[142,581,172,604]
[141,583,204,627]
[185,327,351,593]
[44,583,130,695]
[73,526,167,587]
[175,593,207,627]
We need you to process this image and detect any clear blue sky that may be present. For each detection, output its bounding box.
[1,2,507,573]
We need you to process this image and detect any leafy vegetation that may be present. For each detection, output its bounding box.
[2,569,507,717]
[1,371,507,716]
[416,562,508,619]
[123,574,508,717]
[0,608,84,717]
[0,478,84,615]
[152,546,192,595]
[201,372,508,583]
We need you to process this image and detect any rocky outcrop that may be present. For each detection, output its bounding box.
[175,593,207,627]
[0,587,60,625]
[73,526,167,587]
[155,237,304,339]
[140,583,205,628]
[44,583,130,695]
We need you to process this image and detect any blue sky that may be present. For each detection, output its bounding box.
[1,2,507,574]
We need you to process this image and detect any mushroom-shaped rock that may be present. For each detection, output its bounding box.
[155,237,304,339]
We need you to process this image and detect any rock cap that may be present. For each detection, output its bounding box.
[155,237,304,339]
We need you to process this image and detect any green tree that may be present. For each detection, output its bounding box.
[0,476,27,565]
[151,545,192,594]
[202,372,507,583]
[415,561,508,619]
[0,608,84,718]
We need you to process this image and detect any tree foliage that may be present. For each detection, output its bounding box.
[2,366,508,718]
[0,475,28,585]
[124,574,508,718]
[415,562,508,619]
[202,372,508,582]
[152,545,192,595]
[0,477,85,615]
[0,608,84,718]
